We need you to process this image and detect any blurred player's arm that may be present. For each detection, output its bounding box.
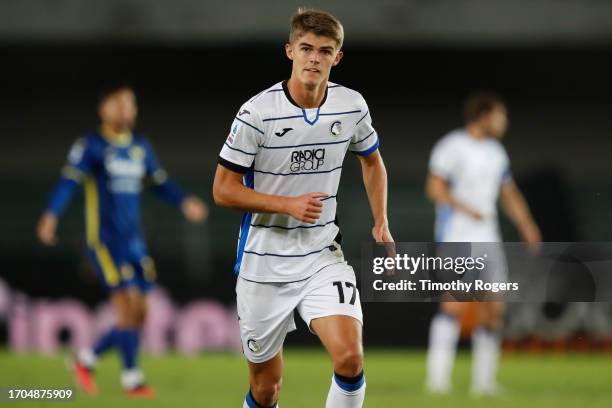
[357,150,393,242]
[37,139,91,246]
[499,180,541,244]
[425,173,483,220]
[143,140,207,223]
[213,164,327,224]
[38,178,78,246]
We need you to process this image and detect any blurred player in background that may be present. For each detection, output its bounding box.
[425,91,541,396]
[37,82,207,397]
[213,8,392,408]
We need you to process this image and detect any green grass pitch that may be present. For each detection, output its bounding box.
[0,349,610,407]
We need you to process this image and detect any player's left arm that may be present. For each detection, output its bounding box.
[38,137,94,246]
[358,150,394,243]
[143,140,208,223]
[499,180,541,244]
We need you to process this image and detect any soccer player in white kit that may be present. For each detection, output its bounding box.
[212,9,393,408]
[425,91,541,396]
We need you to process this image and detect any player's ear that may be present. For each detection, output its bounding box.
[285,43,294,61]
[332,50,343,66]
[97,102,105,120]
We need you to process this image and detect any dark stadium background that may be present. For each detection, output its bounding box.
[1,0,611,349]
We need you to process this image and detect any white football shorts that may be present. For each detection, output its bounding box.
[236,251,363,363]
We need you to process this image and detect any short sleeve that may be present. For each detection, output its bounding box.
[500,147,513,184]
[219,102,264,173]
[428,138,457,181]
[349,96,379,157]
[61,137,93,182]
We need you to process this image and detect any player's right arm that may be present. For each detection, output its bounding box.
[213,165,326,224]
[37,137,93,245]
[213,103,326,223]
[426,137,483,219]
[425,173,483,220]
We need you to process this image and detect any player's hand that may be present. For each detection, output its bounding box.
[458,205,483,220]
[285,192,327,224]
[521,222,542,254]
[37,211,58,246]
[181,196,208,223]
[372,220,394,243]
[372,220,396,275]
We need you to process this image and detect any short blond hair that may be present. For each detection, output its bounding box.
[289,8,344,49]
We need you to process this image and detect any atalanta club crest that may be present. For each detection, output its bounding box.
[247,338,260,353]
[330,121,342,136]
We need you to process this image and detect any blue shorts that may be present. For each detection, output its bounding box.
[87,242,156,294]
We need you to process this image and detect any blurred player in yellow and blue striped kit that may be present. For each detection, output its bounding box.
[36,82,207,398]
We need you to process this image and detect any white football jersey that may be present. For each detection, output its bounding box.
[219,81,379,282]
[429,129,512,242]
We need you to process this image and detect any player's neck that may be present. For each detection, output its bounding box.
[466,124,488,140]
[100,123,132,144]
[286,77,327,109]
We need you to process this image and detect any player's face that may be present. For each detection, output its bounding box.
[99,88,138,131]
[485,104,508,139]
[285,32,343,90]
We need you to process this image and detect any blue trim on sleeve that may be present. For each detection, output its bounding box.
[352,138,380,156]
[46,177,79,216]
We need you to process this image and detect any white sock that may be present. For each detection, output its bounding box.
[471,327,501,393]
[325,372,366,408]
[426,313,460,392]
[77,348,97,369]
[121,368,144,390]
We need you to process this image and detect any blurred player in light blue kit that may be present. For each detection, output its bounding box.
[425,91,541,396]
[37,82,207,398]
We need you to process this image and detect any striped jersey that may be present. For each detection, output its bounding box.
[218,80,379,282]
[429,129,512,242]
